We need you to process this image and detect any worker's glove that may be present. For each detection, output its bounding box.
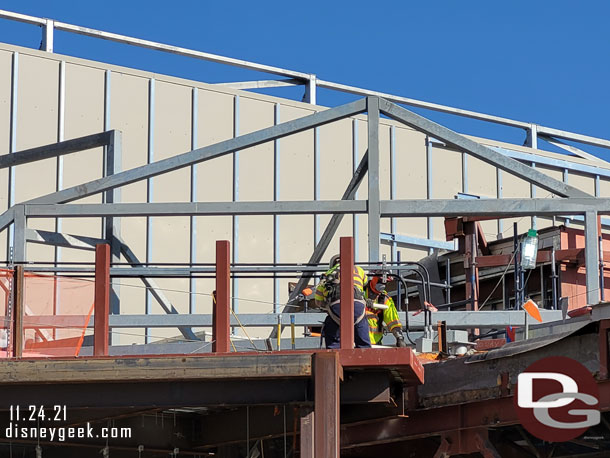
[392,328,407,348]
[366,298,374,309]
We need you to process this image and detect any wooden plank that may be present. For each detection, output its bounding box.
[0,353,313,383]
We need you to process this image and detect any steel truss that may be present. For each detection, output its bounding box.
[0,96,605,336]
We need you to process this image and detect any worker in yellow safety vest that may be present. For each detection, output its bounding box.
[365,276,407,347]
[314,254,371,349]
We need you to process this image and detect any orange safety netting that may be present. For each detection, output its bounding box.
[0,268,12,358]
[20,273,95,358]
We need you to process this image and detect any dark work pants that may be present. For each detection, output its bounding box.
[323,300,371,349]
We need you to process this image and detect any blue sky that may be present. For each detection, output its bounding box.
[0,1,609,159]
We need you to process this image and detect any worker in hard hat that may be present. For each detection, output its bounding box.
[314,254,371,349]
[365,276,407,347]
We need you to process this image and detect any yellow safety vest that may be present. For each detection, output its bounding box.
[365,291,401,345]
[314,264,367,304]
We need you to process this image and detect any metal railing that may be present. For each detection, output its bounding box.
[1,9,610,154]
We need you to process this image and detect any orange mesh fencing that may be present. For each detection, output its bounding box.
[21,273,95,358]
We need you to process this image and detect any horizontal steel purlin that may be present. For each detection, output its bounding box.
[380,232,456,250]
[21,197,610,218]
[0,130,116,169]
[24,200,368,217]
[25,310,564,329]
[23,264,447,276]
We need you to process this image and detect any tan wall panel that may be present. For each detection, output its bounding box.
[278,215,314,263]
[430,146,462,198]
[116,217,147,317]
[468,157,496,198]
[569,171,595,195]
[192,278,215,315]
[14,55,58,203]
[0,50,12,217]
[320,214,353,263]
[354,119,368,261]
[600,178,610,197]
[0,50,12,256]
[152,81,191,202]
[278,105,315,200]
[355,118,368,199]
[319,118,352,199]
[395,127,427,199]
[531,165,563,198]
[150,82,191,277]
[236,278,274,338]
[61,63,106,262]
[237,215,273,263]
[151,278,190,316]
[194,216,232,262]
[196,90,234,202]
[530,165,563,232]
[26,218,56,261]
[108,73,150,319]
[238,97,274,201]
[500,168,535,236]
[379,125,391,200]
[110,72,149,204]
[430,146,462,241]
[193,216,232,314]
[395,126,428,244]
[15,55,59,262]
[467,157,497,239]
[151,216,189,263]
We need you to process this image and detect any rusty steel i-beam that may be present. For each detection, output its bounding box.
[340,236,355,350]
[94,244,110,356]
[214,240,231,353]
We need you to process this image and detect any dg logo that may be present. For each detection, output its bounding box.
[514,356,600,442]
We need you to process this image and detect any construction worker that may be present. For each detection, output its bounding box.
[365,276,407,347]
[314,254,371,349]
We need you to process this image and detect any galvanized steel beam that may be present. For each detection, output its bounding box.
[380,232,456,251]
[379,197,608,217]
[26,228,103,250]
[215,78,304,89]
[540,134,606,163]
[378,98,591,198]
[585,210,600,305]
[367,97,381,262]
[0,131,116,169]
[22,197,610,219]
[61,310,563,329]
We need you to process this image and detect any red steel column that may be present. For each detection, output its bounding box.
[12,265,24,358]
[300,408,314,458]
[94,244,110,356]
[340,236,354,350]
[314,352,341,458]
[214,240,231,353]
